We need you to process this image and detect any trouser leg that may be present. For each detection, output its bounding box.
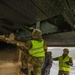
[58,70,64,75]
[64,71,69,75]
[34,66,42,75]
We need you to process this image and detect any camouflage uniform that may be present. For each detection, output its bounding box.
[21,29,45,75]
[21,41,45,75]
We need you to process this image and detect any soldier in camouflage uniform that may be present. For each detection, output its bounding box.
[20,29,45,75]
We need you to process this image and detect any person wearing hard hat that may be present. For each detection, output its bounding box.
[20,29,45,75]
[53,48,73,75]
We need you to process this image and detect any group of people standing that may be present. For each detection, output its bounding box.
[42,47,73,75]
[17,29,73,75]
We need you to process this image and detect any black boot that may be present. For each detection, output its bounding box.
[20,68,28,75]
[30,71,34,75]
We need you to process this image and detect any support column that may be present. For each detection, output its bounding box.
[36,21,40,29]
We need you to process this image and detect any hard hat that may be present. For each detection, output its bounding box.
[32,29,42,39]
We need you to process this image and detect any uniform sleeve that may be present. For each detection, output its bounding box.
[53,57,59,61]
[65,57,73,66]
[44,56,53,72]
[69,57,73,66]
[48,56,53,67]
[25,41,32,50]
[19,40,32,52]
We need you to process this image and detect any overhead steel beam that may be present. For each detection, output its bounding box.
[43,31,75,46]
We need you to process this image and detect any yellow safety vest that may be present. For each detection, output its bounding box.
[59,56,71,72]
[29,40,45,57]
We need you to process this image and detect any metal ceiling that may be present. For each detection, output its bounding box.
[0,0,75,35]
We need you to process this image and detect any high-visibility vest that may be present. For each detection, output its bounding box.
[58,56,71,72]
[29,40,45,57]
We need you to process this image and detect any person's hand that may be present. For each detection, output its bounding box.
[65,61,69,65]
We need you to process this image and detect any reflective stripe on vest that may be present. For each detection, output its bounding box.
[58,56,71,72]
[29,40,45,57]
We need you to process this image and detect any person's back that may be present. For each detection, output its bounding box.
[20,29,45,75]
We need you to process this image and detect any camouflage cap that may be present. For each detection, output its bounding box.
[32,29,42,39]
[63,48,69,52]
